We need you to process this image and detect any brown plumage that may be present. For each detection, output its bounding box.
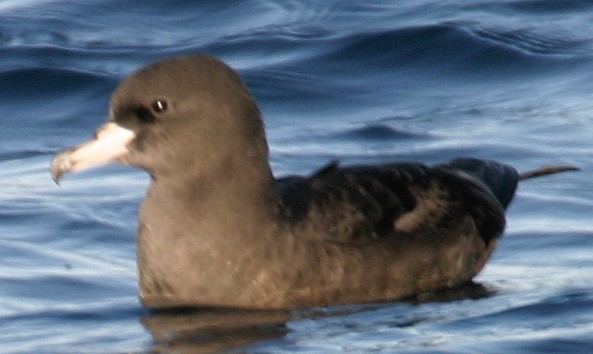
[51,55,577,309]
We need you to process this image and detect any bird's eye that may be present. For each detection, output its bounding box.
[152,99,168,113]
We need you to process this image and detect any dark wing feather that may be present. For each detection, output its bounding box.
[277,159,519,244]
[443,158,519,209]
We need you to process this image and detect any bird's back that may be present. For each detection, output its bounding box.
[277,158,518,245]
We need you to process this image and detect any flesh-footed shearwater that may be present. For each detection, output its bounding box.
[51,55,577,309]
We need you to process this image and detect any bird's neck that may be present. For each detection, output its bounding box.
[141,152,282,241]
[136,154,285,308]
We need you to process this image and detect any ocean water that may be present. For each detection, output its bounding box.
[1,0,593,353]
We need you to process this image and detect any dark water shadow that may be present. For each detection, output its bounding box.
[140,281,493,353]
[406,280,494,304]
[142,308,291,353]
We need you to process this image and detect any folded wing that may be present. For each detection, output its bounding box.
[276,158,519,244]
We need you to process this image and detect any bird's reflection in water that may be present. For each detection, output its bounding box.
[142,308,291,353]
[142,281,492,353]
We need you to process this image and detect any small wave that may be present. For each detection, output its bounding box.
[0,66,114,100]
[308,22,589,83]
[506,0,593,14]
[335,124,427,141]
[0,149,50,162]
[469,25,592,57]
[0,0,62,13]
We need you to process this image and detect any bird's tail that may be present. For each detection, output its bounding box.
[519,165,579,181]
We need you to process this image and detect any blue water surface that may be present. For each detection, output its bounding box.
[1,1,593,353]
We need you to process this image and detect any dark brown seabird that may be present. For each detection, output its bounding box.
[50,55,577,310]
